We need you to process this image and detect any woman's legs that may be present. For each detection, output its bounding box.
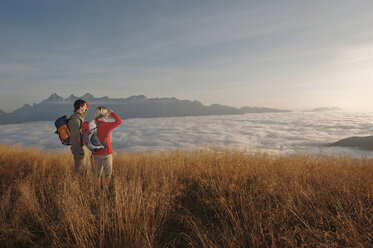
[93,154,113,188]
[103,154,113,187]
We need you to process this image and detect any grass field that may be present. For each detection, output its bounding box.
[0,144,372,247]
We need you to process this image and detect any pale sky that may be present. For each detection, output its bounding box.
[1,0,373,112]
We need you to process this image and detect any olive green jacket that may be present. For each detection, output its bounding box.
[68,111,86,155]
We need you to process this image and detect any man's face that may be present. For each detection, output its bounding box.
[80,103,89,113]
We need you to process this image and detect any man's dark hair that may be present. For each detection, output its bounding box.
[74,99,87,111]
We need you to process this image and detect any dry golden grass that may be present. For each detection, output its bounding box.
[0,144,372,247]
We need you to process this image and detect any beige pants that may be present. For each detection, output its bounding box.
[73,146,90,173]
[93,154,113,178]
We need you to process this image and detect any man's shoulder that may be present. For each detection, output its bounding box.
[70,112,84,121]
[69,113,84,127]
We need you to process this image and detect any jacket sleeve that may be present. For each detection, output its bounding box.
[109,112,122,129]
[68,118,84,155]
[99,112,122,142]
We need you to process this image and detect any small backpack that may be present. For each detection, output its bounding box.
[82,120,107,152]
[55,115,76,145]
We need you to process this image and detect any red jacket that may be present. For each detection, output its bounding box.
[93,112,122,155]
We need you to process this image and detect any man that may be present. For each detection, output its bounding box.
[68,99,90,173]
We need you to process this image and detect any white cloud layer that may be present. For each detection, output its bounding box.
[1,111,373,158]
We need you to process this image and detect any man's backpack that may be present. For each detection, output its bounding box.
[82,120,107,152]
[55,115,75,145]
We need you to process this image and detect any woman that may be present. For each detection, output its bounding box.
[92,106,122,188]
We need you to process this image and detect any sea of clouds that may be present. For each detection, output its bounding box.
[1,111,373,157]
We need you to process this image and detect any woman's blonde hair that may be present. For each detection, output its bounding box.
[94,106,109,120]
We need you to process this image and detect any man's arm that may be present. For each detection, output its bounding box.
[68,118,84,155]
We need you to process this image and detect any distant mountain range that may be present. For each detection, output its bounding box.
[0,93,291,124]
[305,107,342,112]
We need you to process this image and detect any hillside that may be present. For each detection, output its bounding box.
[329,136,373,151]
[0,145,372,247]
[0,93,290,124]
